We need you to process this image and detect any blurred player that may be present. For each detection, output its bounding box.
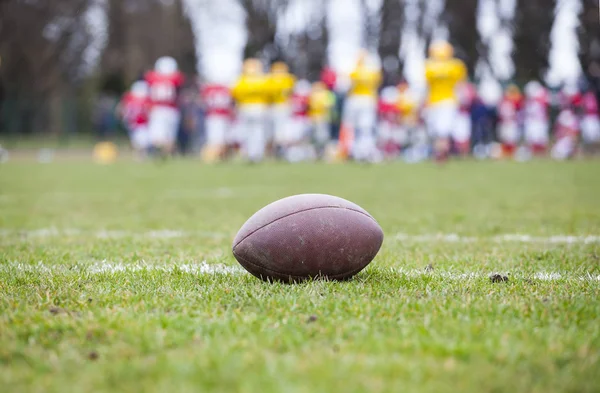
[497,84,523,158]
[580,88,600,153]
[145,56,184,156]
[396,82,425,160]
[117,80,151,159]
[523,81,550,156]
[551,83,581,160]
[377,86,401,159]
[309,82,335,159]
[232,58,270,163]
[424,40,467,162]
[275,80,311,162]
[454,82,476,156]
[343,50,383,162]
[551,106,579,160]
[200,82,233,163]
[267,62,296,157]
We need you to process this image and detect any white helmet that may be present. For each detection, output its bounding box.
[380,86,399,103]
[562,82,579,97]
[524,80,543,98]
[155,56,178,75]
[294,79,312,96]
[130,81,149,98]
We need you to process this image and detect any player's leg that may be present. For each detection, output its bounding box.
[581,115,600,155]
[429,102,454,162]
[352,100,379,162]
[452,112,472,156]
[246,108,267,163]
[202,115,227,162]
[131,125,150,160]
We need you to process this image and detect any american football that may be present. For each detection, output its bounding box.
[232,194,384,282]
[2,0,600,391]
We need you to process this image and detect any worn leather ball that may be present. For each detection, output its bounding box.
[232,194,384,282]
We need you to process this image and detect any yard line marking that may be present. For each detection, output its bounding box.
[394,233,600,244]
[1,261,243,275]
[0,228,229,240]
[88,261,243,274]
[1,262,598,282]
[1,229,600,244]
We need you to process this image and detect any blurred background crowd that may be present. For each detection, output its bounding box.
[0,0,599,163]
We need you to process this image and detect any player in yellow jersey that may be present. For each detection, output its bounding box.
[309,82,335,159]
[424,40,467,161]
[232,58,270,162]
[267,62,296,156]
[397,82,429,162]
[343,50,383,162]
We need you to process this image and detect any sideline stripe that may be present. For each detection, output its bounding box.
[1,229,600,244]
[394,233,600,244]
[1,261,598,282]
[0,228,228,239]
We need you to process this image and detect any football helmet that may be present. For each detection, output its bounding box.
[242,58,263,76]
[130,81,149,98]
[155,56,178,75]
[429,41,454,60]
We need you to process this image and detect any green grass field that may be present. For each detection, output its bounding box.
[1,159,599,393]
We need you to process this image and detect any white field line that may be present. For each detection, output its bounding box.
[0,187,276,202]
[1,229,599,244]
[0,228,228,240]
[1,261,243,275]
[394,233,600,245]
[0,261,598,282]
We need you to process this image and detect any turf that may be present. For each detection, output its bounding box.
[0,159,599,393]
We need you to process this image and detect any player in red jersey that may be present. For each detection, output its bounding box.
[117,81,151,158]
[497,84,524,158]
[453,82,476,156]
[288,80,311,146]
[580,89,600,152]
[280,80,312,162]
[200,83,234,162]
[551,106,580,160]
[145,56,185,156]
[551,83,581,160]
[523,81,550,156]
[376,86,401,159]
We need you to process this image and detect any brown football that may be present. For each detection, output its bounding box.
[232,194,384,282]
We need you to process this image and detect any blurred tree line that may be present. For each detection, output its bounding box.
[0,0,599,135]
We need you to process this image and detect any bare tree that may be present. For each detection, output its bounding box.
[442,0,479,75]
[578,0,600,74]
[239,0,290,62]
[0,0,93,134]
[513,0,556,83]
[378,0,404,85]
[101,0,196,89]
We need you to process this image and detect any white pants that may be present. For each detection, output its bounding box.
[277,114,307,146]
[312,118,330,147]
[148,106,180,147]
[239,105,267,161]
[425,101,458,139]
[272,104,291,146]
[581,115,600,143]
[452,112,471,143]
[205,115,230,147]
[343,95,377,136]
[343,95,378,161]
[130,125,150,151]
[498,122,520,144]
[524,119,549,146]
[552,136,577,160]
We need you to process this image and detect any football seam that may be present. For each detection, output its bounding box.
[233,206,377,248]
[232,251,369,281]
